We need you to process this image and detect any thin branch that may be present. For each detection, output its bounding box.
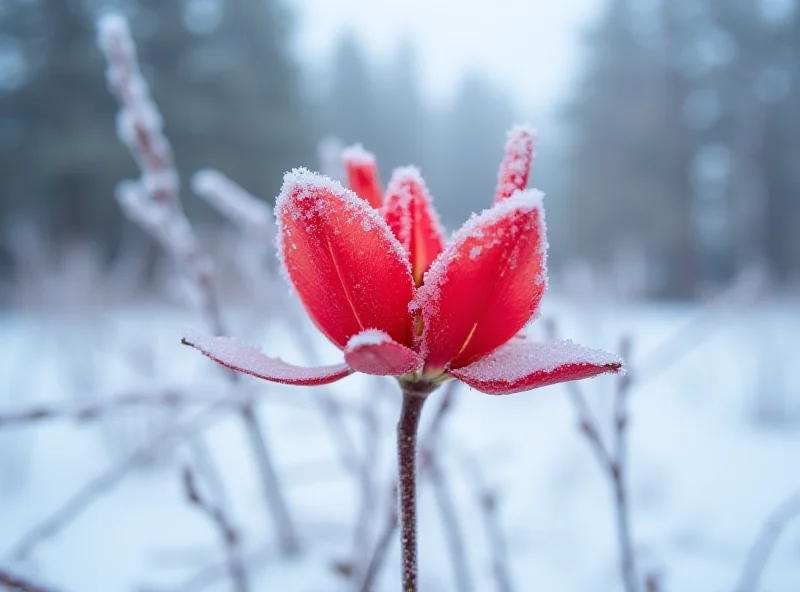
[182,466,249,592]
[611,337,638,592]
[98,14,300,556]
[734,491,800,592]
[0,569,60,592]
[422,450,473,592]
[459,452,515,592]
[0,389,223,428]
[5,398,230,560]
[547,320,640,592]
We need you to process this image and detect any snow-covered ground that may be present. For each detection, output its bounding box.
[1,297,799,591]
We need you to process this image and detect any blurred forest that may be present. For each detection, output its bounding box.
[0,0,798,300]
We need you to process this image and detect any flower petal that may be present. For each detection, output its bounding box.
[449,336,623,395]
[277,169,415,349]
[493,124,535,204]
[382,167,446,286]
[182,331,353,386]
[342,144,383,209]
[344,329,423,376]
[416,189,547,371]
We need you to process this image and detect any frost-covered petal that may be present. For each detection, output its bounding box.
[344,329,423,376]
[493,124,535,204]
[449,336,623,395]
[182,331,352,386]
[277,169,414,350]
[416,189,547,371]
[382,167,446,286]
[343,144,383,209]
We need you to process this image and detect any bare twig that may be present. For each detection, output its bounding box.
[611,337,638,592]
[0,569,59,592]
[459,452,515,592]
[734,491,800,592]
[182,466,249,592]
[546,320,640,592]
[422,450,473,592]
[5,398,230,560]
[0,389,222,427]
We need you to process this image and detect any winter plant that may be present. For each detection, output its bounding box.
[182,125,624,590]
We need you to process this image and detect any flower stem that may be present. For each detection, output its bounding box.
[397,388,428,591]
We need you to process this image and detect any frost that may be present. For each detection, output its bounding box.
[450,337,623,395]
[344,329,423,375]
[495,123,536,203]
[341,143,376,166]
[346,328,392,349]
[182,330,352,385]
[416,188,547,323]
[382,166,447,255]
[274,168,412,291]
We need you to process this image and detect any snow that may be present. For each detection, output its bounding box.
[341,143,377,166]
[415,188,547,328]
[182,329,351,385]
[346,328,392,349]
[1,301,800,591]
[383,166,447,254]
[457,337,623,381]
[274,167,412,290]
[495,124,536,203]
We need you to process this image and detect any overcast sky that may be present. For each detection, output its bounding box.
[292,0,602,118]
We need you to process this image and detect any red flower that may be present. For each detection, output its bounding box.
[183,125,623,395]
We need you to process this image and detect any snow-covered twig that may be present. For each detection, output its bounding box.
[97,14,177,209]
[182,466,250,592]
[98,13,300,556]
[0,568,60,592]
[191,170,275,241]
[734,490,800,592]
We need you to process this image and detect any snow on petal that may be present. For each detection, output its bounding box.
[493,124,536,204]
[382,166,446,286]
[342,144,383,209]
[449,336,623,395]
[182,330,352,386]
[276,168,414,350]
[344,329,423,376]
[416,189,548,372]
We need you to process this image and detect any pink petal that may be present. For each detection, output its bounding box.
[276,168,415,350]
[494,124,535,204]
[343,144,383,209]
[382,167,446,286]
[182,331,352,386]
[449,336,623,395]
[416,189,547,372]
[344,329,423,376]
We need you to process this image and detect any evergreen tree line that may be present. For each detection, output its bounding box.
[560,0,800,297]
[0,0,520,274]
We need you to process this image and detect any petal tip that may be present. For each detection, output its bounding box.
[342,143,376,165]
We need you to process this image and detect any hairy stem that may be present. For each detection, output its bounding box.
[397,388,427,591]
